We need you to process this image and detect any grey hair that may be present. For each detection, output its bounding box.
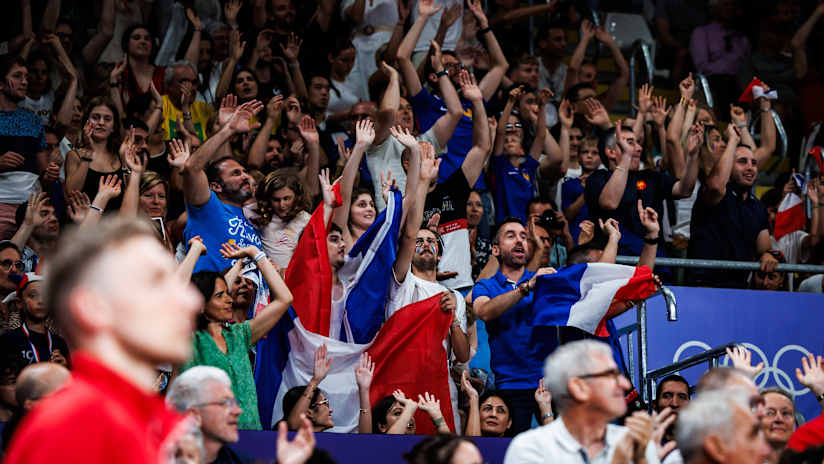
[166,366,232,413]
[543,339,614,413]
[676,388,751,462]
[164,60,198,91]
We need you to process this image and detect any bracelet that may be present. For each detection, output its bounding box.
[477,27,492,35]
[542,412,554,420]
[615,166,627,172]
[432,417,445,427]
[736,122,747,128]
[109,81,120,87]
[679,96,688,105]
[451,320,461,328]
[817,391,824,402]
[253,251,266,263]
[436,69,449,78]
[359,408,370,415]
[89,205,103,213]
[182,112,192,120]
[518,282,530,296]
[80,157,93,162]
[643,236,659,245]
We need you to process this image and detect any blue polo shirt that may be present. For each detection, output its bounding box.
[472,269,554,390]
[409,87,485,189]
[561,177,589,243]
[491,156,539,224]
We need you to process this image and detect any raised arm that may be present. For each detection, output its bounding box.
[595,27,630,112]
[119,129,146,218]
[387,126,420,228]
[554,99,574,181]
[287,345,332,431]
[429,42,463,148]
[49,34,79,128]
[297,116,321,200]
[183,9,202,69]
[79,175,122,229]
[215,30,245,101]
[458,71,490,186]
[354,353,375,434]
[397,0,441,96]
[637,200,659,270]
[386,390,419,434]
[280,33,308,101]
[598,218,621,264]
[219,243,293,344]
[176,236,207,280]
[467,0,509,101]
[670,123,702,199]
[332,120,374,237]
[598,122,632,211]
[460,371,481,436]
[632,84,653,141]
[494,86,520,156]
[702,124,740,206]
[790,4,824,79]
[752,94,776,168]
[394,140,438,281]
[343,0,367,25]
[528,90,550,161]
[418,392,452,434]
[82,0,114,65]
[567,20,596,86]
[489,0,557,26]
[375,62,400,145]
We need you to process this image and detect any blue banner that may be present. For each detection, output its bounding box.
[614,286,823,421]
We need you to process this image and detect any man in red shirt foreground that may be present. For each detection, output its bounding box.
[5,218,203,463]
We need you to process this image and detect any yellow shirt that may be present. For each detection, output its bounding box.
[161,96,215,142]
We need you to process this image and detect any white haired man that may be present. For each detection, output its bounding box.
[676,389,770,464]
[504,339,659,463]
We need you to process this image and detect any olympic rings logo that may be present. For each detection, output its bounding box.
[672,341,813,397]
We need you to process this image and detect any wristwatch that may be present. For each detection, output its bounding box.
[435,70,449,79]
[518,281,531,296]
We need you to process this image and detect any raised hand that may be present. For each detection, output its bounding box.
[558,99,574,129]
[218,94,239,128]
[185,8,201,32]
[650,96,669,127]
[726,345,764,379]
[418,0,443,18]
[417,391,443,418]
[167,138,192,169]
[380,170,396,203]
[110,59,127,87]
[795,353,824,396]
[224,0,242,27]
[577,220,595,245]
[679,73,695,100]
[460,370,479,400]
[429,40,444,73]
[507,85,524,103]
[266,94,285,120]
[318,168,335,207]
[440,291,456,315]
[66,191,90,224]
[312,344,332,383]
[725,121,741,145]
[97,175,122,202]
[593,26,614,44]
[354,352,375,390]
[336,136,352,164]
[729,104,748,127]
[277,415,315,464]
[613,119,633,159]
[389,125,417,148]
[227,100,264,133]
[419,142,441,182]
[534,378,552,411]
[219,241,256,260]
[538,88,553,106]
[638,84,654,115]
[23,192,49,227]
[580,19,596,41]
[355,119,376,147]
[599,218,621,241]
[466,0,488,28]
[280,33,303,63]
[584,99,611,129]
[298,115,319,145]
[441,3,462,29]
[229,29,246,62]
[637,199,659,237]
[392,389,418,409]
[685,123,704,155]
[380,61,398,80]
[285,96,303,126]
[188,236,207,256]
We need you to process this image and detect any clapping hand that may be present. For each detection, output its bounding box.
[534,379,552,411]
[652,408,678,460]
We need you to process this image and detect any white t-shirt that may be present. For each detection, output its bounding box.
[365,128,443,212]
[771,230,810,265]
[387,268,467,429]
[19,93,54,125]
[327,78,362,116]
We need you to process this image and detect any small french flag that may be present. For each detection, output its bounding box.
[774,192,807,241]
[531,263,658,337]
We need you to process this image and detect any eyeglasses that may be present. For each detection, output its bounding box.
[195,397,240,409]
[578,368,623,381]
[311,399,329,408]
[0,260,24,273]
[505,123,523,130]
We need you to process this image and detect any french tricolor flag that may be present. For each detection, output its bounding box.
[531,263,658,337]
[774,192,807,241]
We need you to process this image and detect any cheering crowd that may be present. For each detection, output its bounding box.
[0,0,823,462]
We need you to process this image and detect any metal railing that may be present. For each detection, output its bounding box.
[628,40,654,118]
[750,109,789,159]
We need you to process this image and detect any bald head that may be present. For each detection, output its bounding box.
[15,363,70,411]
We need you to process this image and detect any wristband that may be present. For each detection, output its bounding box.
[109,82,120,87]
[89,205,103,213]
[643,236,659,245]
[736,122,747,128]
[435,70,449,79]
[253,251,266,263]
[542,412,554,420]
[615,166,627,172]
[80,157,93,162]
[679,96,688,105]
[477,27,492,36]
[432,417,445,427]
[518,282,530,296]
[359,408,370,415]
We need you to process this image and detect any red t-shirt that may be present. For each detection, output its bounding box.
[787,414,824,452]
[4,352,186,464]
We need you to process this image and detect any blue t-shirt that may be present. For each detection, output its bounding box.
[409,87,485,189]
[561,176,589,243]
[491,156,538,224]
[184,191,262,272]
[0,109,46,174]
[472,269,552,390]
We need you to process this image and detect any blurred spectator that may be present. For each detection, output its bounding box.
[655,0,708,83]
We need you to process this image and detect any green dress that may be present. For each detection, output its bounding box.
[182,321,262,430]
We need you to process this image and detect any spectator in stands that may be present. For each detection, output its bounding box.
[656,374,691,422]
[467,190,492,281]
[0,273,69,382]
[160,60,214,142]
[120,25,166,103]
[536,23,569,100]
[562,134,600,243]
[787,354,824,453]
[586,121,700,257]
[166,366,247,464]
[689,0,751,112]
[4,218,202,463]
[676,389,770,464]
[249,170,311,269]
[281,344,336,433]
[655,0,708,84]
[504,340,659,463]
[750,250,787,291]
[566,20,630,112]
[403,434,483,464]
[10,193,58,273]
[761,177,822,266]
[177,100,265,273]
[460,370,552,437]
[0,241,23,301]
[472,217,557,434]
[371,389,451,435]
[0,56,48,241]
[0,362,70,453]
[760,387,797,464]
[186,242,293,430]
[687,124,778,288]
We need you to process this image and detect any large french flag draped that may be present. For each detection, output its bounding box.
[268,294,453,434]
[531,263,658,337]
[774,192,806,241]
